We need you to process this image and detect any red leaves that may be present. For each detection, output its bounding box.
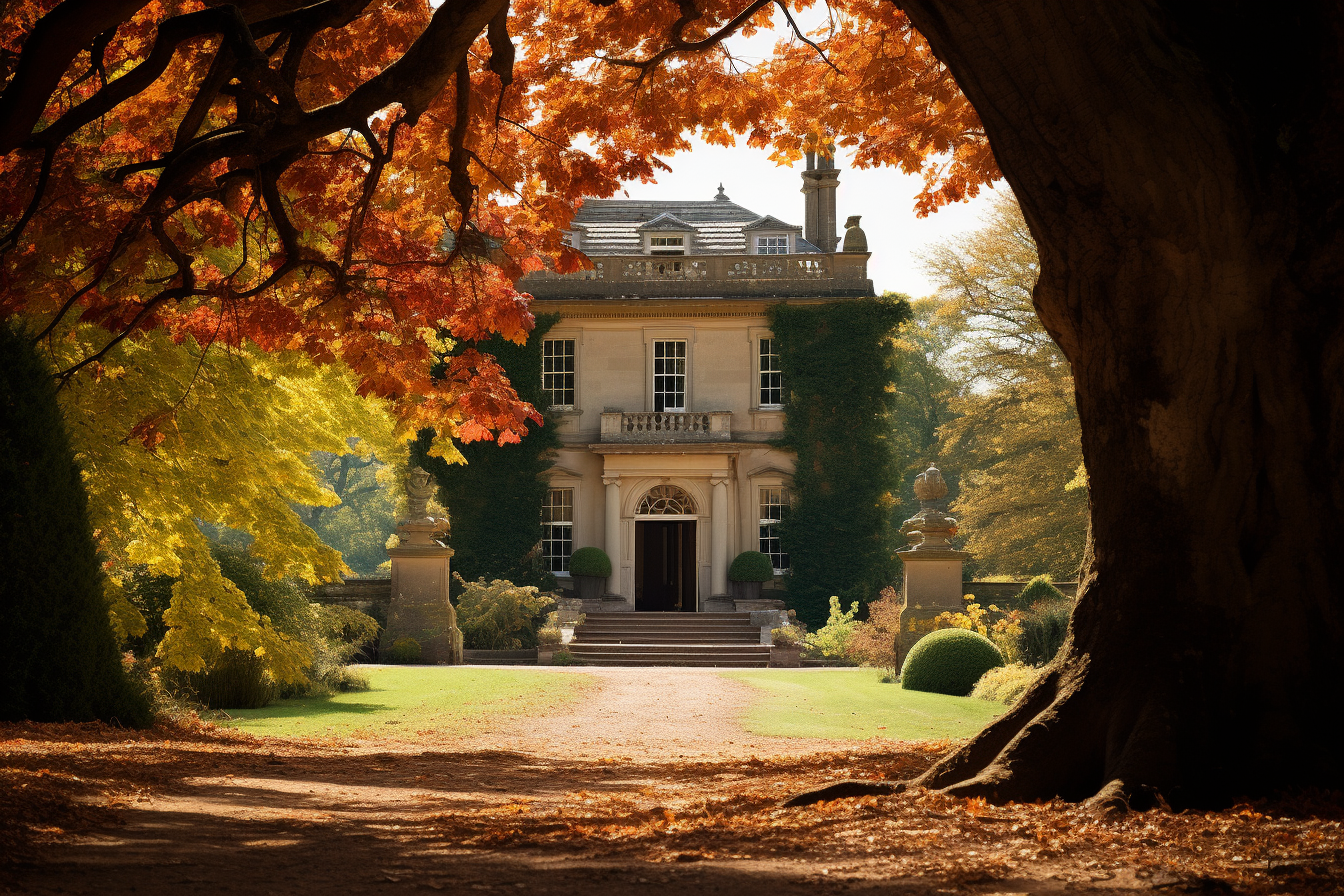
[125,408,175,450]
[2,0,1000,446]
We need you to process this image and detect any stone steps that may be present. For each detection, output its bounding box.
[568,611,768,667]
[564,643,771,667]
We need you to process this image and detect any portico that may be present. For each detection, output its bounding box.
[593,446,748,609]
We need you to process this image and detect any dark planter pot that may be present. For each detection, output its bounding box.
[574,574,605,600]
[731,580,764,601]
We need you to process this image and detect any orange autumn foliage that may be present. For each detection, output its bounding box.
[0,0,996,446]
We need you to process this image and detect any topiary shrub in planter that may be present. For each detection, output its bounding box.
[568,547,612,600]
[728,550,775,600]
[900,628,1004,696]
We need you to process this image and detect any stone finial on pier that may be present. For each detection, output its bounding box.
[396,466,450,547]
[895,464,971,667]
[899,465,959,551]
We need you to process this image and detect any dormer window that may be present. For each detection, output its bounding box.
[742,216,802,256]
[648,235,686,255]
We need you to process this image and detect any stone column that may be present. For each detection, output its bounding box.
[711,475,730,597]
[896,465,971,665]
[384,466,462,664]
[602,474,621,597]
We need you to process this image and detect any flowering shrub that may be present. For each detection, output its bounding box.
[970,662,1042,704]
[935,595,1024,663]
[802,596,862,664]
[453,575,554,650]
[848,585,903,676]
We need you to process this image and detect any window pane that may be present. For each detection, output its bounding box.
[542,488,574,573]
[759,337,782,406]
[652,340,686,412]
[542,339,575,406]
[757,236,788,255]
[650,235,685,255]
[758,487,790,572]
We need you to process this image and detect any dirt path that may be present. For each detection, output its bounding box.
[456,667,851,759]
[3,670,1342,895]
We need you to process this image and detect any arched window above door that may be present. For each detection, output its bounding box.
[637,485,697,515]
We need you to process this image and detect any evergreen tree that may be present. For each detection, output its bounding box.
[0,322,150,725]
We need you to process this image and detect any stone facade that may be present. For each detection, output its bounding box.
[521,166,873,611]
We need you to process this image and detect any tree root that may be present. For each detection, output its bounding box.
[780,779,905,807]
[914,657,1189,808]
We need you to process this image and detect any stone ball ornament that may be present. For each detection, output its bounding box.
[912,465,949,505]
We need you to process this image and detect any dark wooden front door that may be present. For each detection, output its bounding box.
[635,520,697,612]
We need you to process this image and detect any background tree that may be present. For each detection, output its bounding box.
[55,324,399,683]
[294,448,400,578]
[888,296,962,553]
[923,194,1087,579]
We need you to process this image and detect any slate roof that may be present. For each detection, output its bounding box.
[569,198,820,256]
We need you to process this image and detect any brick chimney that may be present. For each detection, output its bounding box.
[801,147,840,252]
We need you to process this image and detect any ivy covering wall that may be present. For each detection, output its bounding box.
[412,314,560,593]
[769,297,911,629]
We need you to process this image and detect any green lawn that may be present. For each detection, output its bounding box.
[722,668,1005,741]
[217,666,595,738]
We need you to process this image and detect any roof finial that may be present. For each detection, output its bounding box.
[714,183,729,201]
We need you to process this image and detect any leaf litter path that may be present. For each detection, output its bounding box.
[3,668,1343,895]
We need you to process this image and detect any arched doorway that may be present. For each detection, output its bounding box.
[634,485,698,612]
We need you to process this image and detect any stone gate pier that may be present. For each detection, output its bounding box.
[383,466,463,664]
[896,465,971,664]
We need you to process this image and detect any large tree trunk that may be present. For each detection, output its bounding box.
[895,2,1344,805]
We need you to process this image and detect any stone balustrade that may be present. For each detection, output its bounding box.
[522,252,872,299]
[600,411,733,443]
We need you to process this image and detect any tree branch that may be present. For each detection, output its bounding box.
[0,0,148,154]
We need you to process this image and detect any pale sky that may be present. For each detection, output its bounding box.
[612,140,1004,298]
[597,7,1006,300]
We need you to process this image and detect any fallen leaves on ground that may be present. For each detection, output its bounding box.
[2,721,1342,894]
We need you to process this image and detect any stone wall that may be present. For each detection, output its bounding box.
[962,581,1078,609]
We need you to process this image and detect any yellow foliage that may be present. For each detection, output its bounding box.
[47,326,402,682]
[935,595,1023,664]
[102,577,147,642]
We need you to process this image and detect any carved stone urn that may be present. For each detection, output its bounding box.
[899,465,960,551]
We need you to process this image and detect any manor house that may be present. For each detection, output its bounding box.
[521,153,873,612]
